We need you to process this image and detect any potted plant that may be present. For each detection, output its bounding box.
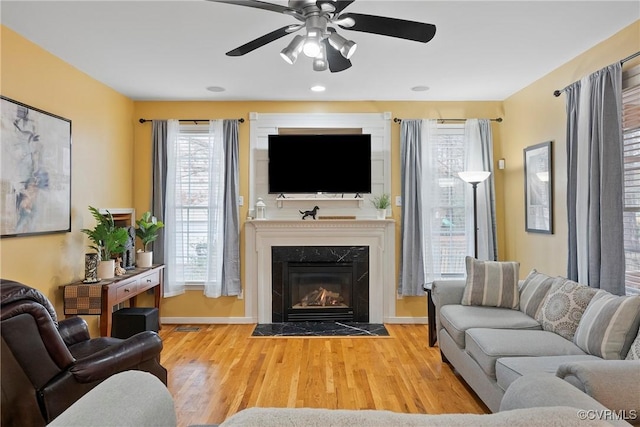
[81,206,129,279]
[135,211,164,268]
[371,193,391,219]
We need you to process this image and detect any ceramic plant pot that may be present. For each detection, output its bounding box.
[136,251,153,268]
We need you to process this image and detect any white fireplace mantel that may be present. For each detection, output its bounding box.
[244,219,396,323]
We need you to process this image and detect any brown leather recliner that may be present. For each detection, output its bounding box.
[0,279,168,426]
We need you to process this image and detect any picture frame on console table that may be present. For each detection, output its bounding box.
[524,141,552,234]
[0,96,71,237]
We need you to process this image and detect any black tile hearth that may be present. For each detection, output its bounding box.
[251,322,389,337]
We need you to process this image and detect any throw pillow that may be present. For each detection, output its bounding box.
[574,292,640,360]
[536,279,598,341]
[518,269,558,319]
[626,328,640,360]
[461,256,520,309]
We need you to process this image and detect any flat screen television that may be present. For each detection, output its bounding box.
[268,134,372,195]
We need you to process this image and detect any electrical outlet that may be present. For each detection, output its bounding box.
[395,196,402,206]
[238,196,244,206]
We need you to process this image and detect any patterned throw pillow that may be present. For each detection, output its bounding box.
[626,329,640,360]
[536,279,598,341]
[461,256,520,309]
[574,292,640,359]
[518,269,559,319]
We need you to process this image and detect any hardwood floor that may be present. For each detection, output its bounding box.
[159,324,489,427]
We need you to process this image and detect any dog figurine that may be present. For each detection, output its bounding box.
[300,206,319,220]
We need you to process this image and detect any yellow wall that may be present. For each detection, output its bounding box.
[499,20,640,277]
[0,26,134,334]
[133,101,503,319]
[3,20,638,330]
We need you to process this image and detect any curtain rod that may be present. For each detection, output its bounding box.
[553,50,640,97]
[138,118,245,124]
[393,117,503,124]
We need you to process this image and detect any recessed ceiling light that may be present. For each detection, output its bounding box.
[310,85,326,92]
[411,86,430,92]
[206,86,226,92]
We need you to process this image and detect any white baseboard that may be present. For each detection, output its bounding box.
[160,317,429,325]
[161,316,427,325]
[161,317,256,325]
[384,316,428,324]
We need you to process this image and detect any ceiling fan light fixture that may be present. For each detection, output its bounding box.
[328,32,357,59]
[280,34,305,64]
[303,35,322,58]
[313,45,328,71]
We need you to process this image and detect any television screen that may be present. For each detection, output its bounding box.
[268,134,372,194]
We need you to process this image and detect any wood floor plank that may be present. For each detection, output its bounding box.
[159,324,489,426]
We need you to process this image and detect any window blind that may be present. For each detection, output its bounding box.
[623,67,640,294]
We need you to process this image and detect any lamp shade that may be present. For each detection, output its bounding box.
[280,35,305,65]
[458,171,491,184]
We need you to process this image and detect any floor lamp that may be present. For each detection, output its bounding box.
[458,171,491,258]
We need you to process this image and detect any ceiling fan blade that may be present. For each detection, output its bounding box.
[317,0,355,15]
[322,39,352,73]
[337,13,436,43]
[226,25,296,56]
[206,0,293,15]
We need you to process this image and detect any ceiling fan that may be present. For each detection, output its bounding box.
[208,0,437,72]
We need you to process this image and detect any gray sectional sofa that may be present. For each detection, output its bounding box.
[432,258,640,423]
[49,370,631,426]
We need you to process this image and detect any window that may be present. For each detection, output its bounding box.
[429,124,468,278]
[623,66,640,295]
[172,123,222,283]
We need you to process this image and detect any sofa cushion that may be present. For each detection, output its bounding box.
[495,355,602,392]
[461,257,520,309]
[573,291,640,360]
[439,304,541,348]
[518,269,559,319]
[626,327,640,360]
[465,328,587,378]
[536,279,598,341]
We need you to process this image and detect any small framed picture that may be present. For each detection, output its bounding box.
[524,141,552,234]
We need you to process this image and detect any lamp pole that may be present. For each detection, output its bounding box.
[470,181,479,259]
[458,171,491,260]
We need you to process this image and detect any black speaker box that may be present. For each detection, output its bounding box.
[111,307,159,339]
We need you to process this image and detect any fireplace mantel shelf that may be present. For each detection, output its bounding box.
[248,219,393,229]
[244,219,396,324]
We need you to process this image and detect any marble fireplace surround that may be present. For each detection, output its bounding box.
[244,219,396,324]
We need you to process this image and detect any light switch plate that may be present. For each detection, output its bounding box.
[395,196,402,206]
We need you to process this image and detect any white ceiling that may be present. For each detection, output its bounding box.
[2,1,638,101]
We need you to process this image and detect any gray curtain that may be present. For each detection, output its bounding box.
[221,120,241,296]
[399,120,425,296]
[151,120,168,266]
[566,63,625,295]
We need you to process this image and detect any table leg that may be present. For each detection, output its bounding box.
[426,287,437,347]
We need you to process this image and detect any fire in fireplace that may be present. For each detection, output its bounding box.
[286,263,354,321]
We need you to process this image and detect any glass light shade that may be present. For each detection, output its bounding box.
[280,35,305,64]
[458,171,491,184]
[313,45,328,71]
[303,35,321,57]
[328,32,357,59]
[340,40,357,59]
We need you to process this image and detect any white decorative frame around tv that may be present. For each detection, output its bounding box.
[248,112,392,220]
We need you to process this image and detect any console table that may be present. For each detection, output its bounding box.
[62,265,164,337]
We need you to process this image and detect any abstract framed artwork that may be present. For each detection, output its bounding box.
[524,141,552,234]
[1,96,72,237]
